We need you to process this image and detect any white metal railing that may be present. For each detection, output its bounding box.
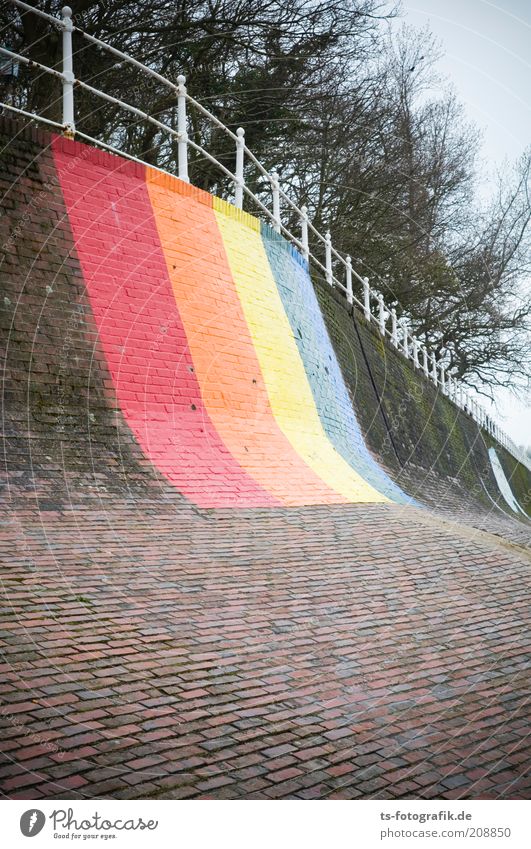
[1,1,529,473]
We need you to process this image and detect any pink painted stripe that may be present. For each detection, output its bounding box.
[52,137,278,508]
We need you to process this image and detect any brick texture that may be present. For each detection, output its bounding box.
[1,118,530,801]
[145,168,345,506]
[314,277,531,537]
[51,136,277,509]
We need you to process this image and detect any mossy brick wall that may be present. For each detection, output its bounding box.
[1,115,529,517]
[314,278,531,518]
[0,118,166,499]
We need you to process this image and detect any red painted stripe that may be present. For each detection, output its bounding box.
[52,137,278,508]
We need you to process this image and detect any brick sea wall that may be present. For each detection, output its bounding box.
[1,117,529,519]
[0,118,166,502]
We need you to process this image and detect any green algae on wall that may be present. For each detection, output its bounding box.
[314,276,531,518]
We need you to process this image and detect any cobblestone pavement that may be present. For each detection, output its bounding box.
[1,500,529,800]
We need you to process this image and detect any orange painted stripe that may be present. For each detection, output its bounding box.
[145,169,347,506]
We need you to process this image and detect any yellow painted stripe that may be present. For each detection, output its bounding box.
[213,198,389,503]
[145,169,345,506]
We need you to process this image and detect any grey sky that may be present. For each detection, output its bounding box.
[401,0,530,446]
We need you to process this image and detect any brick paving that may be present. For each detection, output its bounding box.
[1,499,529,800]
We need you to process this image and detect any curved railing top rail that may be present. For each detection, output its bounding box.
[1,1,529,473]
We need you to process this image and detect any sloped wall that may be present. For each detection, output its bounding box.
[0,118,159,502]
[1,117,529,520]
[315,279,530,518]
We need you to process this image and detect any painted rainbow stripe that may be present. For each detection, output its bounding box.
[261,226,411,505]
[145,171,345,506]
[52,137,413,509]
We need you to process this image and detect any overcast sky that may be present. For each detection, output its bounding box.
[399,0,530,447]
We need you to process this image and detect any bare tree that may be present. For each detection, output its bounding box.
[282,25,530,395]
[1,4,529,394]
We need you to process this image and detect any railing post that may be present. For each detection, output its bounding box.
[431,352,437,385]
[440,363,446,393]
[271,171,281,232]
[345,255,353,305]
[300,205,309,262]
[377,292,386,336]
[325,231,333,286]
[402,321,409,358]
[390,308,398,346]
[412,336,419,368]
[234,127,245,209]
[176,74,189,182]
[61,6,75,137]
[422,345,429,376]
[363,277,371,321]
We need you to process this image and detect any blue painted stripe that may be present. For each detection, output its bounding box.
[261,223,415,505]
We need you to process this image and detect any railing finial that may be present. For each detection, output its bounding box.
[61,6,75,138]
[271,171,280,232]
[422,344,429,376]
[412,335,419,367]
[377,292,386,335]
[431,351,437,385]
[234,127,245,209]
[300,205,309,262]
[390,308,398,346]
[345,255,353,305]
[402,320,409,358]
[363,277,370,321]
[325,230,333,286]
[176,74,189,182]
